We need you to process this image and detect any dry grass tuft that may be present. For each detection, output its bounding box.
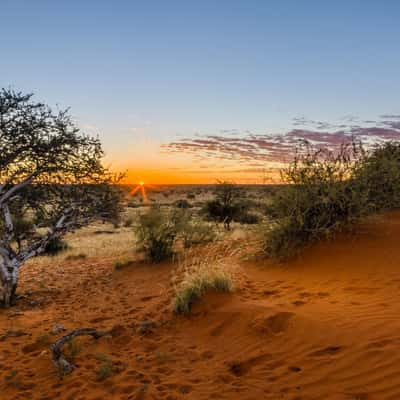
[172,243,238,314]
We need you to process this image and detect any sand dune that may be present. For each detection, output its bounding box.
[2,212,400,399]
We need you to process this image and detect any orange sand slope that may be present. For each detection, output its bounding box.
[2,212,400,399]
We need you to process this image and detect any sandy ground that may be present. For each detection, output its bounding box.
[1,212,400,399]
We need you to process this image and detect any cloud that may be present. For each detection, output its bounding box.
[162,115,400,166]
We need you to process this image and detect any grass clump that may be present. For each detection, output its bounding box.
[174,271,233,314]
[173,246,234,314]
[114,258,135,270]
[95,354,113,381]
[264,140,400,260]
[65,253,87,261]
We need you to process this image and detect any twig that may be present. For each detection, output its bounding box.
[50,328,108,375]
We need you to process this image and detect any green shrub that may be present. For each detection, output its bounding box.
[202,181,244,230]
[181,219,216,248]
[263,142,367,259]
[264,141,400,260]
[135,207,183,263]
[354,142,400,211]
[43,237,69,256]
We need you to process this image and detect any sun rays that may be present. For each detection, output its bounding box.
[128,181,160,202]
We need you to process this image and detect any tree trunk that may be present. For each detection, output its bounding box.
[1,280,17,307]
[0,262,19,307]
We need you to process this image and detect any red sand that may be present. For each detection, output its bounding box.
[2,212,400,399]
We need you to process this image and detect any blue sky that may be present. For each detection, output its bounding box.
[1,1,400,182]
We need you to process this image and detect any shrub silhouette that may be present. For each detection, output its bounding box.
[202,181,244,230]
[265,140,400,259]
[135,207,183,263]
[264,141,369,259]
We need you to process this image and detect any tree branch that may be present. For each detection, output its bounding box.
[0,174,35,206]
[50,328,108,374]
[17,208,74,264]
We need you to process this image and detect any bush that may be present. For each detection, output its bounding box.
[43,237,69,256]
[202,181,244,230]
[174,199,192,209]
[264,141,400,260]
[180,219,216,248]
[234,211,261,225]
[135,207,183,263]
[354,142,400,211]
[123,216,134,227]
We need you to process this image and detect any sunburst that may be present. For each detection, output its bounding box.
[128,181,159,202]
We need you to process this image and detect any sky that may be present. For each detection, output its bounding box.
[1,1,400,183]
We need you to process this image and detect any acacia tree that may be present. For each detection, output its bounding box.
[203,181,242,230]
[0,89,123,306]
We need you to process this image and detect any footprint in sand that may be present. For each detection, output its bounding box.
[309,345,343,357]
[251,311,295,335]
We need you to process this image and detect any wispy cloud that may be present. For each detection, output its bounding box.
[162,116,400,167]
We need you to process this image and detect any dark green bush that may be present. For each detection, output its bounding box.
[202,182,244,230]
[43,237,69,256]
[264,141,400,260]
[135,207,182,263]
[354,142,400,211]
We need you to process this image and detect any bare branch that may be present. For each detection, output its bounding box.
[50,328,108,374]
[0,174,35,206]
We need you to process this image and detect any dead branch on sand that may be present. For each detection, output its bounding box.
[50,328,108,375]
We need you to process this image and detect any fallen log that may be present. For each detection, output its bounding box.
[50,328,108,374]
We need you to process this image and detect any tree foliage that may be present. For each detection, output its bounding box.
[0,89,123,306]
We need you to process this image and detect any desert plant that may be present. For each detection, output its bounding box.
[174,271,233,314]
[95,354,113,381]
[180,218,217,248]
[0,89,124,306]
[202,181,244,230]
[123,216,134,227]
[354,141,400,211]
[135,207,184,262]
[114,258,135,270]
[65,253,87,261]
[264,141,368,259]
[234,211,261,225]
[43,237,69,256]
[174,199,192,209]
[173,245,235,314]
[263,140,400,260]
